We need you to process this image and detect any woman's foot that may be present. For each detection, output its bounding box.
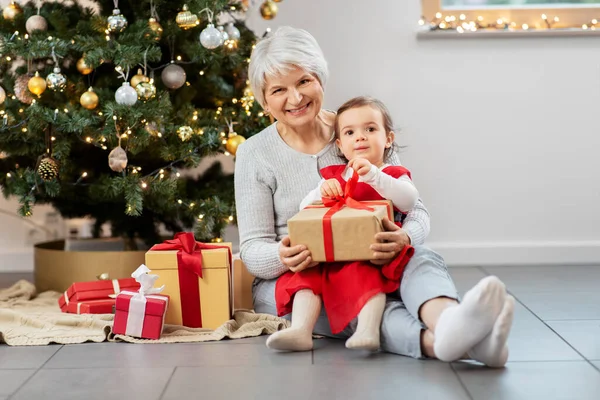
[266,328,313,351]
[433,276,506,362]
[468,295,515,368]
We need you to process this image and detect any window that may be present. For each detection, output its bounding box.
[422,0,600,29]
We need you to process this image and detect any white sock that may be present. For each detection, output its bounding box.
[468,295,515,368]
[346,293,386,351]
[266,289,321,351]
[433,276,506,362]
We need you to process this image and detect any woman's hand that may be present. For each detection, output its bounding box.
[279,236,319,272]
[370,218,411,265]
[320,179,343,198]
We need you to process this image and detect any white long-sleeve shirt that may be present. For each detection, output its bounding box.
[299,164,419,213]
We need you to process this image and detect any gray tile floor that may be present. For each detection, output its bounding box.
[1,266,599,400]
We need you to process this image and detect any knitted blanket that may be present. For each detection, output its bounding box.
[0,280,290,346]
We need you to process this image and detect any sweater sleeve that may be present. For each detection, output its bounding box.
[361,165,419,213]
[234,143,289,280]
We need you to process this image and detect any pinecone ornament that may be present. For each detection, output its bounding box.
[37,157,59,181]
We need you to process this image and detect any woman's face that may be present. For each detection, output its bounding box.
[263,66,323,130]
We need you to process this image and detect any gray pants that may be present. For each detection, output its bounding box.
[252,245,459,359]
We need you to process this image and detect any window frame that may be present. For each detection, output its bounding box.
[422,0,600,28]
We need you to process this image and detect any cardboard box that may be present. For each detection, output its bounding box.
[288,200,393,262]
[233,258,254,311]
[113,291,169,339]
[145,241,232,329]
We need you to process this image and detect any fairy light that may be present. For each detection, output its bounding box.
[18,108,23,113]
[189,202,195,208]
[178,199,183,204]
[228,215,234,222]
[86,137,92,143]
[51,136,56,141]
[113,116,118,121]
[63,108,69,113]
[21,127,27,132]
[198,214,204,220]
[141,182,148,189]
[82,172,88,178]
[6,173,11,178]
[199,71,205,75]
[176,55,182,61]
[5,56,11,61]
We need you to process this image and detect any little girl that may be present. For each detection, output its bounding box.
[268,96,419,352]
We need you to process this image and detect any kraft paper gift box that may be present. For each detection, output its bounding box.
[144,232,232,329]
[288,199,394,262]
[233,258,254,311]
[58,278,140,312]
[113,291,169,340]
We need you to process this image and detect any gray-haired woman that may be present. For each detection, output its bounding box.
[234,26,514,366]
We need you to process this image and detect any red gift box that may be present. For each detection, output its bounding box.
[64,299,116,314]
[58,278,140,312]
[112,291,169,340]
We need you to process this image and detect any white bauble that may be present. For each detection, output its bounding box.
[200,23,223,49]
[115,82,137,106]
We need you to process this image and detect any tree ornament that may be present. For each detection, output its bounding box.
[200,23,222,49]
[26,15,47,33]
[37,156,59,181]
[145,122,161,137]
[76,57,93,75]
[225,22,241,41]
[178,126,193,141]
[147,17,163,40]
[136,81,156,101]
[115,82,137,106]
[130,69,149,88]
[217,25,229,42]
[14,74,33,104]
[260,0,278,20]
[27,71,46,96]
[0,85,5,104]
[2,1,22,20]
[108,145,128,172]
[107,8,128,33]
[161,63,186,90]
[176,4,199,30]
[225,133,245,155]
[46,67,67,92]
[80,87,99,110]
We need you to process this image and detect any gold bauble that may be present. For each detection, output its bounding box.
[260,0,278,20]
[80,87,99,110]
[130,69,150,88]
[147,17,163,41]
[76,57,94,75]
[135,81,156,101]
[27,72,46,96]
[225,134,246,155]
[3,2,23,20]
[176,4,199,30]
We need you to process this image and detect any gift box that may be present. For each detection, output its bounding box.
[64,298,116,314]
[58,278,140,312]
[288,199,394,262]
[144,232,232,329]
[113,291,169,339]
[233,258,254,311]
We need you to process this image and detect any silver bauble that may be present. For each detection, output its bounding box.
[107,8,128,33]
[217,25,229,42]
[26,15,48,34]
[161,64,186,90]
[200,23,222,49]
[46,67,67,92]
[108,146,128,172]
[115,82,137,106]
[225,23,241,41]
[0,86,5,104]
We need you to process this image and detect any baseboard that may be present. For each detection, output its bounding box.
[429,240,600,267]
[0,248,33,272]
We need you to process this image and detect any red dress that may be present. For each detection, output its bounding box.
[275,165,415,334]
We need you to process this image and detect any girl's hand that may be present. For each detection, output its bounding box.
[279,236,319,272]
[348,158,372,176]
[370,218,411,265]
[320,179,343,198]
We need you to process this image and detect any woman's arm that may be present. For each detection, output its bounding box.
[234,143,289,280]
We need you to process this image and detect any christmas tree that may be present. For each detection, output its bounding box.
[0,0,272,247]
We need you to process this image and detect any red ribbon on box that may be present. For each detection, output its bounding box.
[305,171,393,262]
[150,232,232,328]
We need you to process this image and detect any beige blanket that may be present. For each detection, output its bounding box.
[0,280,290,346]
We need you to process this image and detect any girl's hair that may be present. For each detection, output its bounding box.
[334,96,400,160]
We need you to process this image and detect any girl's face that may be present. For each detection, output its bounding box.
[263,66,324,131]
[336,105,394,167]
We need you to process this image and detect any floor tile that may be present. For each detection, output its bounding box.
[0,273,33,288]
[483,265,600,294]
[45,342,310,368]
[454,361,600,400]
[162,364,470,400]
[0,345,61,369]
[313,338,415,365]
[547,320,600,360]
[516,291,600,320]
[11,367,173,400]
[505,301,582,362]
[0,369,35,397]
[448,267,489,295]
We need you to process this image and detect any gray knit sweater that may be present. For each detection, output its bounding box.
[234,123,431,280]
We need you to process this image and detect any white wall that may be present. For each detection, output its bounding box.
[1,0,598,271]
[244,0,600,266]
